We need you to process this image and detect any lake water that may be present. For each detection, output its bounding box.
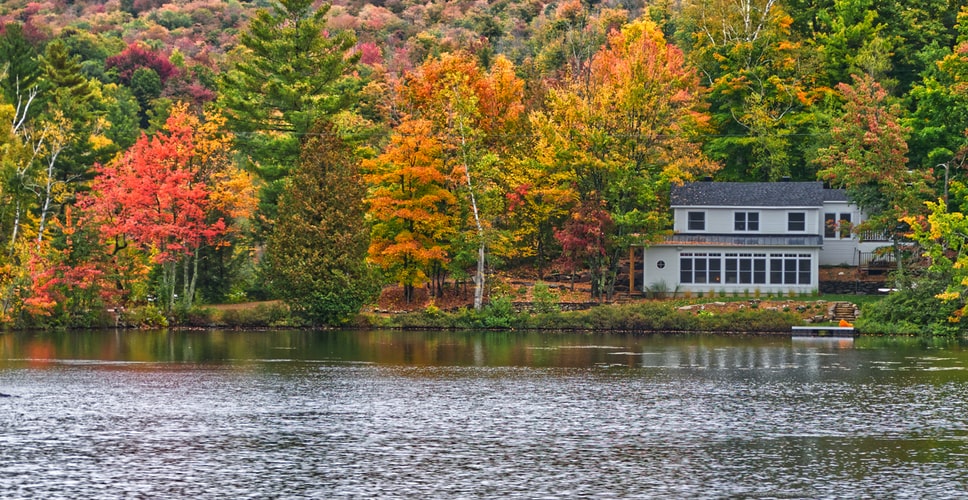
[2,330,968,498]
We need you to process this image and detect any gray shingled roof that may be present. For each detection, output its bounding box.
[822,189,849,202]
[671,181,827,207]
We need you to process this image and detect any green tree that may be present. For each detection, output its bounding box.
[812,0,896,89]
[101,84,141,151]
[264,122,376,325]
[906,6,968,171]
[129,66,161,129]
[33,39,111,243]
[219,0,359,225]
[678,0,823,181]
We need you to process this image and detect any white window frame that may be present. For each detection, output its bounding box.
[734,211,760,232]
[687,211,706,231]
[787,212,806,232]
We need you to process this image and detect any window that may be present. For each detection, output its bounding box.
[724,253,767,284]
[824,212,853,239]
[787,212,806,232]
[680,253,721,284]
[839,213,852,238]
[769,253,812,285]
[734,212,760,232]
[687,211,705,231]
[656,260,665,269]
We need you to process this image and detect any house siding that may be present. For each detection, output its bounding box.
[642,245,819,295]
[673,207,821,235]
[636,181,892,296]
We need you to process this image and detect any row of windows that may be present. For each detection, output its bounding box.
[686,211,807,232]
[680,253,812,285]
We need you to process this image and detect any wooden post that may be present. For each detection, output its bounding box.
[629,246,635,298]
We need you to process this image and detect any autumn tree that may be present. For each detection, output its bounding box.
[898,200,968,331]
[264,122,376,325]
[390,52,526,309]
[365,119,456,304]
[106,42,177,128]
[22,207,115,327]
[531,18,717,299]
[815,74,932,281]
[84,103,254,312]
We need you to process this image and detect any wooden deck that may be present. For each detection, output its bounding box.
[792,326,856,338]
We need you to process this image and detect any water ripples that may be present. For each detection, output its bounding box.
[2,333,968,498]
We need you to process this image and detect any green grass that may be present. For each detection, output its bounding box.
[816,294,886,306]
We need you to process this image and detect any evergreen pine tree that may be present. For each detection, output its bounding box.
[263,122,377,326]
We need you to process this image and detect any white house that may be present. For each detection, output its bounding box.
[635,181,888,295]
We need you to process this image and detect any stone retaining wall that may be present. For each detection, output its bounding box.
[819,280,886,295]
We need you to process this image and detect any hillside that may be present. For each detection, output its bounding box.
[1,0,967,330]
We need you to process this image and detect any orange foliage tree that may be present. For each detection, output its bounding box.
[83,103,255,312]
[815,74,932,283]
[381,52,526,308]
[531,18,718,299]
[364,119,456,304]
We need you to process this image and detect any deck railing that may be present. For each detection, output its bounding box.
[857,249,895,275]
[858,230,890,242]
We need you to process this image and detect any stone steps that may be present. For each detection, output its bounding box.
[830,302,858,321]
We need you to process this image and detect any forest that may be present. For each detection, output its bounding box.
[2,0,968,331]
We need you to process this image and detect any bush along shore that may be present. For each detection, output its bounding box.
[355,299,803,334]
[28,288,954,337]
[97,298,808,333]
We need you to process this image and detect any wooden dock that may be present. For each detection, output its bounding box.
[791,326,856,338]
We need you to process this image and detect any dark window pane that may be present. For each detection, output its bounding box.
[753,259,766,284]
[799,258,811,284]
[688,212,705,231]
[770,259,783,284]
[784,259,797,283]
[725,259,737,284]
[680,258,692,283]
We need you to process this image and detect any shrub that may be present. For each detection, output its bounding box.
[857,274,960,336]
[219,303,290,328]
[532,282,561,314]
[184,306,217,327]
[483,296,514,328]
[124,304,168,328]
[646,280,669,299]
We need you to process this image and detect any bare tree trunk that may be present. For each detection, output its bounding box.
[36,148,61,244]
[187,247,199,310]
[162,260,176,314]
[8,201,21,255]
[453,101,485,311]
[474,241,485,309]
